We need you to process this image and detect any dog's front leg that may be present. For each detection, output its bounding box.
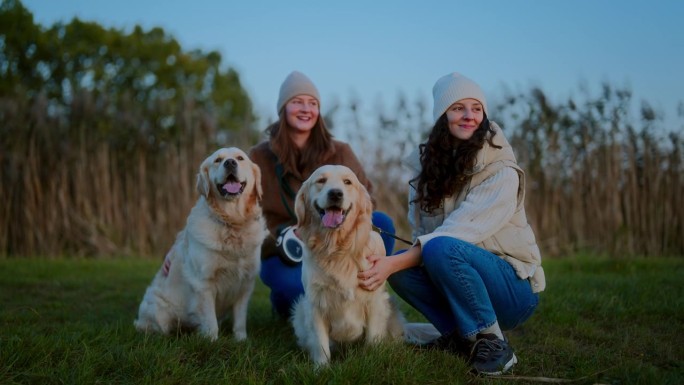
[231,281,254,341]
[310,309,331,367]
[365,301,390,344]
[195,290,220,341]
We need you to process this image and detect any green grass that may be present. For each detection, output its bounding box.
[1,256,682,384]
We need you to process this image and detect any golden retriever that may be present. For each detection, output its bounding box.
[134,147,268,341]
[290,165,404,366]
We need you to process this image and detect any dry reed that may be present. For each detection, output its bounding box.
[1,86,682,258]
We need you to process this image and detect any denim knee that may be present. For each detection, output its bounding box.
[260,256,304,317]
[372,211,395,232]
[260,256,303,291]
[387,267,408,291]
[421,237,464,271]
[372,211,395,254]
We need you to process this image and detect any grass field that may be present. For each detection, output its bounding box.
[1,255,682,384]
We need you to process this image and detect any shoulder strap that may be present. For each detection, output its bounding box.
[270,151,297,222]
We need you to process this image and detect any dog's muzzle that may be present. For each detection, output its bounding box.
[316,189,351,229]
[217,159,245,197]
[224,158,238,172]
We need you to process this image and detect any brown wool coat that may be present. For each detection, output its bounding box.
[248,139,374,257]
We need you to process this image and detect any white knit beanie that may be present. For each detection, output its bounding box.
[432,72,488,122]
[276,71,320,113]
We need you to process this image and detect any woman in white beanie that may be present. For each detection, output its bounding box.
[248,71,396,318]
[358,72,545,375]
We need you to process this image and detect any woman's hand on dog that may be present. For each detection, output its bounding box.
[359,245,424,291]
[358,254,391,291]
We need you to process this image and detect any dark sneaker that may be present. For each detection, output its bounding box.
[469,333,517,375]
[415,331,472,359]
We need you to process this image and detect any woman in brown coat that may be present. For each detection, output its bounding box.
[248,71,395,318]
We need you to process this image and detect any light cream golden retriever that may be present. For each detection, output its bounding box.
[134,147,268,341]
[290,165,404,366]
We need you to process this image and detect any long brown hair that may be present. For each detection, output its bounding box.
[266,108,333,179]
[412,112,500,212]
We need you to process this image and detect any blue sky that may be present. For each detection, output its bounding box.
[22,0,684,129]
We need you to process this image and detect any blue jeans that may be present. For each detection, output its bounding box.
[387,236,538,338]
[260,211,396,318]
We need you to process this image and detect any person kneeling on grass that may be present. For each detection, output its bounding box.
[358,72,545,375]
[248,71,396,320]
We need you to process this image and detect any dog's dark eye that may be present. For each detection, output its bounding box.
[344,179,352,185]
[236,155,244,161]
[214,157,223,163]
[316,177,327,184]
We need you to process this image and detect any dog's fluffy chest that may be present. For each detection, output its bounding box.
[304,257,375,305]
[188,203,266,251]
[303,261,389,343]
[181,204,265,291]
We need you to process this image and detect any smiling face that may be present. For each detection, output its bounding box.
[446,98,484,140]
[197,147,260,201]
[284,94,319,134]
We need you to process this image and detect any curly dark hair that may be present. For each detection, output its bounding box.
[411,113,500,212]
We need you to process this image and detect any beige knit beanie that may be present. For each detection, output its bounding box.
[432,72,488,122]
[276,71,320,113]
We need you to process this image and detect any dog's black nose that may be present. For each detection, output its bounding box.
[327,189,343,202]
[223,158,237,170]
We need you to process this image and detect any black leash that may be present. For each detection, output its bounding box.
[372,224,413,245]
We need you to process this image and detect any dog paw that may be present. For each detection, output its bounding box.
[233,331,247,341]
[313,358,330,370]
[198,327,219,341]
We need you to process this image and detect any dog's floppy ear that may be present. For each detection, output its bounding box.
[294,179,310,227]
[196,165,211,197]
[252,162,263,201]
[358,183,373,219]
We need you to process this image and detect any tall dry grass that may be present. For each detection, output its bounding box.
[0,89,252,257]
[501,86,683,257]
[1,85,682,258]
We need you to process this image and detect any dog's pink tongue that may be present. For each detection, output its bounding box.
[223,181,241,194]
[322,209,344,228]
